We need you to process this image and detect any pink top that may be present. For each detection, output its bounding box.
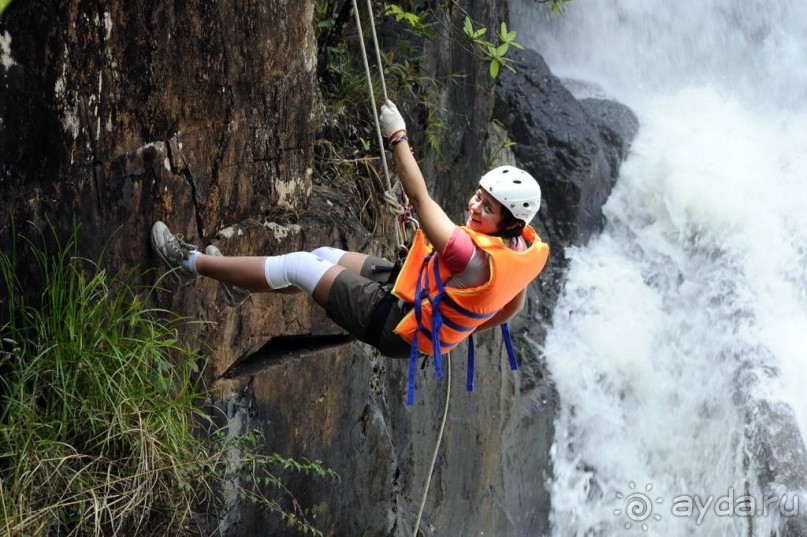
[442,227,477,273]
[441,227,526,289]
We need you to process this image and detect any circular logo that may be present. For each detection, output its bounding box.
[614,482,663,531]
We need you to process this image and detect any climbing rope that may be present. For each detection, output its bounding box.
[352,0,408,247]
[352,4,447,536]
[351,0,390,186]
[413,351,451,536]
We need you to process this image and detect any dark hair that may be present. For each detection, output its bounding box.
[492,206,526,239]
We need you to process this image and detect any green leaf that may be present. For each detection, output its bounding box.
[463,16,473,36]
[386,5,404,17]
[496,43,510,56]
[490,60,500,78]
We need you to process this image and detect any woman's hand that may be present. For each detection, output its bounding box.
[380,100,407,138]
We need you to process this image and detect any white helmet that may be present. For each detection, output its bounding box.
[479,165,541,223]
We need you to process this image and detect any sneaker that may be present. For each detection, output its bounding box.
[205,244,252,307]
[150,221,200,286]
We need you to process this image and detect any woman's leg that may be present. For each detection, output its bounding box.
[195,255,272,292]
[311,247,368,274]
[193,247,362,295]
[306,247,370,304]
[311,265,345,306]
[196,250,347,303]
[335,252,370,273]
[152,221,359,302]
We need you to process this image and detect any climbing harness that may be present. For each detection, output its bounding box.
[404,248,520,537]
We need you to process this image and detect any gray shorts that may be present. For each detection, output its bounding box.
[324,255,411,359]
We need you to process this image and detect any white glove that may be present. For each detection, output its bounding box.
[379,100,406,139]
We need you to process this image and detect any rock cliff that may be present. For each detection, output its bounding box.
[0,1,636,535]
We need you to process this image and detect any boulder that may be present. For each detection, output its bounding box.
[494,45,639,338]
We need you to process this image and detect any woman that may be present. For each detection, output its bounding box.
[152,101,548,394]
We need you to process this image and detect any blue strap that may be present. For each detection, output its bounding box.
[413,255,427,335]
[417,327,453,350]
[407,255,430,406]
[467,333,475,392]
[442,295,498,320]
[406,332,419,406]
[430,254,445,379]
[440,315,476,333]
[408,252,444,405]
[501,322,518,371]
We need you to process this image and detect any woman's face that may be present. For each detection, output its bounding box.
[466,188,504,234]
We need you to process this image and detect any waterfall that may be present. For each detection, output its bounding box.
[511,1,807,535]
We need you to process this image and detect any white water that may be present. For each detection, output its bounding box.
[512,1,807,535]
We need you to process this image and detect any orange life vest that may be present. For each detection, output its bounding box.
[391,225,548,404]
[392,225,549,354]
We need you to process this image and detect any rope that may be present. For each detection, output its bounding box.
[413,351,451,537]
[352,8,447,534]
[351,0,391,192]
[365,0,389,103]
[353,0,411,247]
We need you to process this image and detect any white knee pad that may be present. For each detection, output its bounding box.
[264,252,335,295]
[310,246,347,265]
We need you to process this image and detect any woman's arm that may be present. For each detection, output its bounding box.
[473,288,526,333]
[391,139,456,253]
[380,101,456,253]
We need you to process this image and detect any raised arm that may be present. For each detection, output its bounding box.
[380,101,456,253]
